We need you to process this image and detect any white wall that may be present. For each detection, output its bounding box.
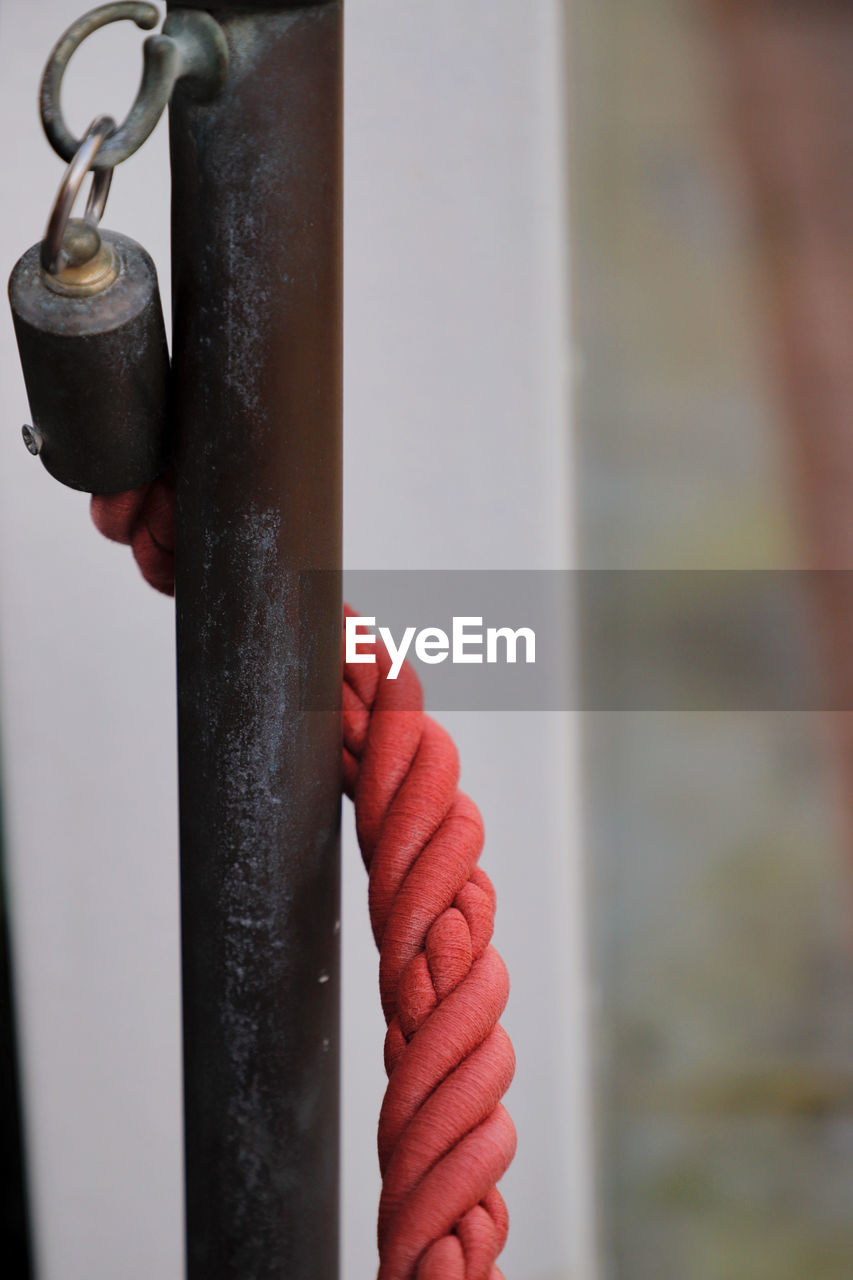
[0,3,591,1277]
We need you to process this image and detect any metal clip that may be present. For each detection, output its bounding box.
[39,2,227,169]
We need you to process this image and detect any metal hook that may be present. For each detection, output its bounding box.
[39,3,227,170]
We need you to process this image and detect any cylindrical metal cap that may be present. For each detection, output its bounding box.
[8,228,171,493]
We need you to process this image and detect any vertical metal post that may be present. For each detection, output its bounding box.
[0,838,32,1279]
[168,5,343,1277]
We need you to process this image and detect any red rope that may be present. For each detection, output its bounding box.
[90,482,516,1279]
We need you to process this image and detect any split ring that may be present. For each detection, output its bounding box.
[41,115,115,275]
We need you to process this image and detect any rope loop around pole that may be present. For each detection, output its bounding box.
[89,482,516,1279]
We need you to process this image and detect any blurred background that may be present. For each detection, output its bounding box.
[2,1,853,1279]
[573,2,853,1277]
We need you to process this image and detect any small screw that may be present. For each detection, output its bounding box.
[22,425,42,456]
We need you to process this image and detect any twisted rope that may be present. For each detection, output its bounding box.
[91,474,176,596]
[90,483,516,1279]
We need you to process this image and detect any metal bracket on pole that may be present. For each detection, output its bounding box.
[40,3,228,168]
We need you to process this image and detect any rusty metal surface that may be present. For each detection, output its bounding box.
[169,4,343,1277]
[8,229,170,492]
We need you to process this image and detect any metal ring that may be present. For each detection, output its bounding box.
[40,3,228,169]
[41,115,115,275]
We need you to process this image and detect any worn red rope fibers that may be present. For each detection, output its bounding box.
[90,482,517,1280]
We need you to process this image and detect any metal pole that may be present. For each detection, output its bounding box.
[0,835,32,1279]
[168,5,343,1277]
